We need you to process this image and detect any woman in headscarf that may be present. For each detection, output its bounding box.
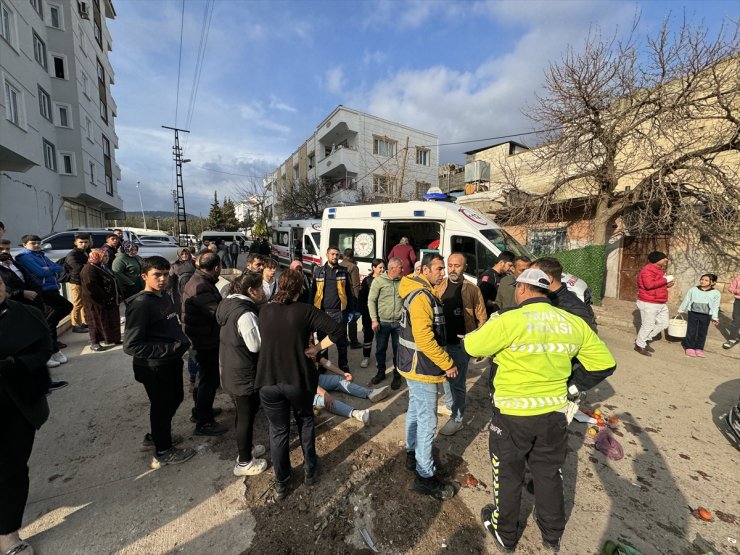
[255,270,345,501]
[0,279,53,555]
[112,241,145,299]
[80,248,121,351]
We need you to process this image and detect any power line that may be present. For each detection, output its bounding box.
[189,164,267,180]
[184,0,215,133]
[420,127,560,149]
[174,0,185,126]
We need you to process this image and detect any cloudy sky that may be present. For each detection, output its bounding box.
[109,0,736,215]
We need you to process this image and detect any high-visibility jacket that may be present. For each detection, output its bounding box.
[464,297,616,416]
[311,263,349,312]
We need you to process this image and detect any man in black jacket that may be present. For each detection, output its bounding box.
[530,257,597,332]
[65,233,90,333]
[101,234,119,270]
[181,252,226,435]
[0,240,43,312]
[123,256,194,467]
[478,251,515,316]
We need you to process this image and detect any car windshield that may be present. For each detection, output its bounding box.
[480,228,533,258]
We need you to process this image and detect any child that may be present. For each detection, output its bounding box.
[123,256,194,467]
[678,273,721,357]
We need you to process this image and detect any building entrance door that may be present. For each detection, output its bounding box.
[617,236,670,301]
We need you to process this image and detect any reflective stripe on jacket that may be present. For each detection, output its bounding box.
[312,264,349,311]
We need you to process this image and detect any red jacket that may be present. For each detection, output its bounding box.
[637,263,668,303]
[387,244,417,276]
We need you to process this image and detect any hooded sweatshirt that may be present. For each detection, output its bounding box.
[216,294,260,396]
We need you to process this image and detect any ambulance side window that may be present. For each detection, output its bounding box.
[450,235,496,279]
[304,234,316,255]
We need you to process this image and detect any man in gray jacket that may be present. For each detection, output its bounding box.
[368,257,404,389]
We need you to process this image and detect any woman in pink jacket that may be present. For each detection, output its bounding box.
[724,275,740,349]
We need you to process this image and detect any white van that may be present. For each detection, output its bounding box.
[272,220,322,270]
[320,201,591,302]
[200,231,249,247]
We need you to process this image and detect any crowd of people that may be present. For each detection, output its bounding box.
[1,214,738,554]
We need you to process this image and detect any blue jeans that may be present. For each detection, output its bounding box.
[405,379,438,478]
[313,393,353,418]
[318,373,370,398]
[443,342,470,422]
[375,322,400,373]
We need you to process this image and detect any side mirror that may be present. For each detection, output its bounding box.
[42,243,52,251]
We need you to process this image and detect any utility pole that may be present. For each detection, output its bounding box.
[162,125,190,246]
[136,181,147,230]
[396,136,410,202]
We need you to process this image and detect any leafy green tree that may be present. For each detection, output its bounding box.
[207,191,225,230]
[222,197,239,231]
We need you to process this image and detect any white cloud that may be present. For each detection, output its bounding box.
[269,97,297,113]
[325,66,344,94]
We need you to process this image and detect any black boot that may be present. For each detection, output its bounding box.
[370,371,385,385]
[413,473,455,500]
[390,370,403,390]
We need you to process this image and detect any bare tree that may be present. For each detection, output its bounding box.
[233,179,271,234]
[497,18,739,256]
[277,178,338,219]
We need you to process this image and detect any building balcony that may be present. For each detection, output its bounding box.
[318,145,359,179]
[61,175,123,213]
[316,109,360,145]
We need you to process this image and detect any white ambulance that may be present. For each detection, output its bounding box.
[319,201,591,302]
[272,219,323,270]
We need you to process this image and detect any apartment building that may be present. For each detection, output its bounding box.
[265,105,438,222]
[0,0,122,245]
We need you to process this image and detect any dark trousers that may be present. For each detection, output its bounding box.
[259,383,316,483]
[133,360,184,453]
[683,311,711,350]
[232,392,261,463]
[192,348,220,424]
[729,298,740,340]
[85,303,121,344]
[375,321,400,374]
[318,309,348,370]
[488,409,568,548]
[41,289,72,346]
[0,389,36,534]
[347,313,359,345]
[361,311,374,358]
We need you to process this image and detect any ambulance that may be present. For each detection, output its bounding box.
[319,200,591,302]
[272,219,323,270]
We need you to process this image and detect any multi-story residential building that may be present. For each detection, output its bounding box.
[265,105,438,222]
[0,0,123,245]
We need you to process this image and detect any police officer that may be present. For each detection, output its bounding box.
[464,268,616,553]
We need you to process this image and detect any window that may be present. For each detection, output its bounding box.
[4,79,21,125]
[46,231,76,250]
[88,160,95,184]
[96,58,105,82]
[87,207,103,228]
[62,202,86,231]
[33,31,47,69]
[292,164,298,180]
[415,181,430,199]
[328,229,377,261]
[59,152,74,175]
[42,139,56,171]
[51,54,65,78]
[99,98,107,122]
[304,234,316,255]
[80,71,89,97]
[450,235,498,279]
[30,0,43,18]
[372,174,394,196]
[93,20,101,47]
[307,152,315,170]
[55,103,70,127]
[85,115,93,140]
[37,85,51,120]
[1,2,15,46]
[527,228,567,256]
[102,135,110,156]
[47,3,61,29]
[373,135,396,157]
[416,147,430,166]
[480,229,531,258]
[104,174,112,195]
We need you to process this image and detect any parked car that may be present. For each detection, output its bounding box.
[10,229,181,263]
[138,235,179,246]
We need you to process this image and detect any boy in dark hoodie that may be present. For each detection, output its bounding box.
[123,256,194,467]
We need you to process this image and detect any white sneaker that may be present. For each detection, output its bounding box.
[233,457,267,476]
[367,386,391,403]
[439,418,463,436]
[360,357,370,368]
[352,409,370,425]
[437,404,452,416]
[252,444,266,458]
[46,357,61,368]
[50,351,67,364]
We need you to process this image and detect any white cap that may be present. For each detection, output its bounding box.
[515,268,551,289]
